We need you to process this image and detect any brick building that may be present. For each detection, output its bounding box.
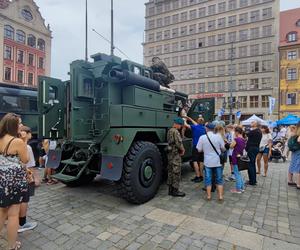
[0,0,51,88]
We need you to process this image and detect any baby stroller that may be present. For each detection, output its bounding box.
[270,139,286,162]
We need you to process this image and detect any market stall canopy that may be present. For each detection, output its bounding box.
[277,114,300,125]
[241,115,268,126]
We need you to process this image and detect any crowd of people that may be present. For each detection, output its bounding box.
[166,114,300,201]
[0,111,300,249]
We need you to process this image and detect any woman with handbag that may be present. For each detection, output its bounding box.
[0,113,29,250]
[288,122,300,189]
[230,127,246,194]
[256,126,272,177]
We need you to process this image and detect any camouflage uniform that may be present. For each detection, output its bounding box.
[167,128,184,189]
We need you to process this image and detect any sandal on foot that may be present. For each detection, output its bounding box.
[9,241,21,250]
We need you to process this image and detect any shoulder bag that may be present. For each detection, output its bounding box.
[206,134,226,165]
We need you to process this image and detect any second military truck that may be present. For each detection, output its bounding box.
[38,53,193,204]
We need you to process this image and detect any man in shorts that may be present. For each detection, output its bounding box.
[184,116,206,182]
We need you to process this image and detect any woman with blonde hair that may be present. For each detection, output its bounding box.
[0,113,29,250]
[288,122,300,189]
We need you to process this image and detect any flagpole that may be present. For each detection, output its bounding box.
[85,0,88,61]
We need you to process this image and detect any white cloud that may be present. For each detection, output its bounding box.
[35,0,147,80]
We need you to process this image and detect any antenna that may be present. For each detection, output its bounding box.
[92,28,131,59]
[110,0,114,56]
[85,0,88,61]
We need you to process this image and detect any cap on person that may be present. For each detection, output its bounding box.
[174,117,184,125]
[205,123,215,130]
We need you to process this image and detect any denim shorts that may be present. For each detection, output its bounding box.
[205,166,224,186]
[260,147,269,155]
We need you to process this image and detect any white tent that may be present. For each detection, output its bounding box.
[241,115,268,126]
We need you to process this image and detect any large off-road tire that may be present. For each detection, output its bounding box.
[61,173,96,187]
[120,141,162,204]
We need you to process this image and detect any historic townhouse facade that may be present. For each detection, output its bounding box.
[144,0,279,121]
[0,0,51,88]
[279,8,300,118]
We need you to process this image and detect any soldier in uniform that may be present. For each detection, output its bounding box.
[151,57,175,88]
[167,117,186,197]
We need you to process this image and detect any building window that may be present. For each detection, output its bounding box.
[217,81,225,91]
[208,5,216,15]
[198,68,205,78]
[4,67,11,81]
[28,34,36,47]
[287,51,297,60]
[217,34,226,45]
[17,70,23,84]
[208,20,216,31]
[287,68,298,80]
[189,39,196,49]
[250,44,259,56]
[180,40,188,50]
[262,95,269,108]
[239,46,247,57]
[198,7,206,18]
[28,54,34,66]
[156,18,163,28]
[262,7,272,19]
[250,96,259,108]
[172,14,179,23]
[218,50,226,60]
[218,18,226,28]
[207,35,215,46]
[238,79,248,90]
[16,30,25,43]
[250,10,260,22]
[199,82,205,92]
[207,82,215,92]
[240,0,248,7]
[172,56,178,66]
[262,25,272,37]
[228,0,237,10]
[207,67,215,77]
[250,27,260,39]
[156,45,162,54]
[17,50,24,64]
[208,51,215,61]
[228,47,236,59]
[239,30,248,41]
[28,72,34,86]
[189,24,196,34]
[189,9,197,19]
[164,30,170,40]
[250,62,259,73]
[163,44,170,53]
[180,26,187,36]
[228,31,237,42]
[164,16,170,26]
[198,22,205,33]
[286,93,297,105]
[189,54,196,64]
[250,79,259,89]
[172,42,178,52]
[198,52,206,63]
[218,2,226,13]
[239,96,247,108]
[181,12,188,22]
[180,55,187,65]
[148,33,154,42]
[262,42,272,54]
[4,45,12,60]
[228,15,236,26]
[198,38,205,47]
[287,32,297,42]
[218,66,226,76]
[262,60,272,72]
[156,32,162,41]
[239,13,248,24]
[4,25,14,40]
[239,63,248,74]
[262,77,272,89]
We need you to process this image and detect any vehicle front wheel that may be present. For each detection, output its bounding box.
[119,141,162,204]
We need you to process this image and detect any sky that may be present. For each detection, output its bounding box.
[34,0,300,80]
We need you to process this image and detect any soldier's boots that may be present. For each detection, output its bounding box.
[168,186,173,195]
[171,188,186,197]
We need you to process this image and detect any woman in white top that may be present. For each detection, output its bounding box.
[256,125,273,177]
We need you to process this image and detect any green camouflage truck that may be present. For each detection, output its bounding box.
[38,53,193,204]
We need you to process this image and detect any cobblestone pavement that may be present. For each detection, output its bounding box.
[1,161,300,250]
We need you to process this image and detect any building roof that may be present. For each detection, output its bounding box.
[280,8,300,47]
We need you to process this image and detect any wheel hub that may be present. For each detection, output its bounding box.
[140,158,155,188]
[144,165,153,180]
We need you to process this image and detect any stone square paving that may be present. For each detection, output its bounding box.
[0,161,300,250]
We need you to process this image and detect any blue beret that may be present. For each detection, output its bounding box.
[174,117,184,125]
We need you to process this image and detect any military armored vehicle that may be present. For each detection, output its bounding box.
[38,53,192,204]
